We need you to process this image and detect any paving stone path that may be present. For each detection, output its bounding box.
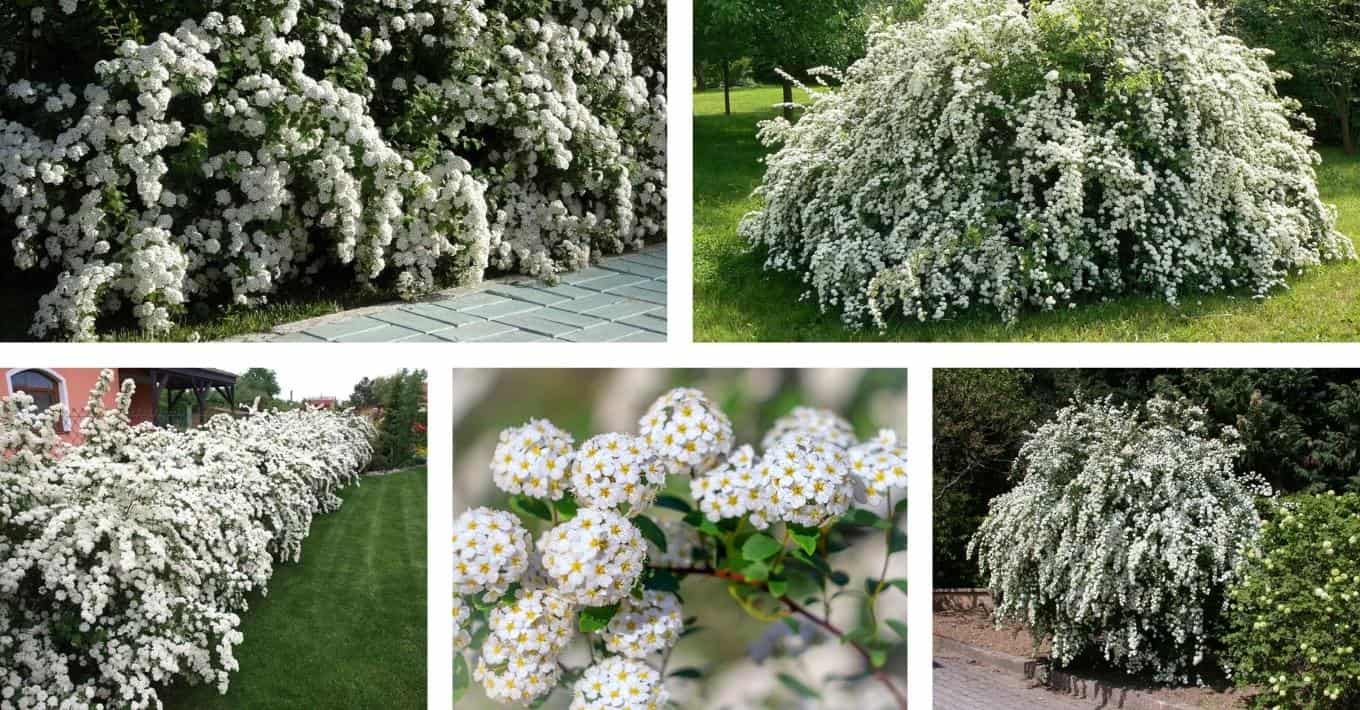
[253,244,666,342]
[934,656,1094,709]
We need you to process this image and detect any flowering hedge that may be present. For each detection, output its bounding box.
[454,390,909,707]
[970,396,1271,682]
[739,0,1353,328]
[0,370,375,707]
[1225,492,1360,709]
[0,0,666,340]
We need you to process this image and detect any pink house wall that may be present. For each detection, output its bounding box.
[1,368,146,445]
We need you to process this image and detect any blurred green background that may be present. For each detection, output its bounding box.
[452,369,908,709]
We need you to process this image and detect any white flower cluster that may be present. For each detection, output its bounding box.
[639,386,734,475]
[603,590,684,658]
[761,406,857,449]
[538,508,648,606]
[463,388,906,705]
[0,369,376,706]
[849,429,909,505]
[569,656,670,709]
[969,395,1272,682]
[1,0,666,340]
[491,419,575,501]
[452,507,532,600]
[453,596,472,652]
[739,0,1353,328]
[751,434,854,528]
[572,432,667,513]
[475,589,576,703]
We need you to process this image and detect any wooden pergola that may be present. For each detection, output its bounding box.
[125,368,238,427]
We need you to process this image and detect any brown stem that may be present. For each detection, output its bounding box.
[650,566,908,709]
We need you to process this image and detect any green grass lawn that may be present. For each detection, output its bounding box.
[161,467,428,709]
[694,84,1360,342]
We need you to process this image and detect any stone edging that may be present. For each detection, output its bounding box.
[933,635,1199,710]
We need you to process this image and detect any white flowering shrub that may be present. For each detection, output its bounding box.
[0,0,666,340]
[0,369,376,707]
[970,396,1271,682]
[454,388,909,708]
[739,0,1353,328]
[1224,492,1360,709]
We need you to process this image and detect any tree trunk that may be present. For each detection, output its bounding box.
[695,62,708,92]
[782,78,794,121]
[722,60,732,116]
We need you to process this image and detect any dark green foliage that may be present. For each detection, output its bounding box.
[934,368,1360,586]
[373,369,427,470]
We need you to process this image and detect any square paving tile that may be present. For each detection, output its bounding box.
[332,323,423,342]
[559,322,646,342]
[495,313,585,337]
[462,299,542,319]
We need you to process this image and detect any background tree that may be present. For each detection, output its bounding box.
[374,369,428,469]
[1231,0,1360,153]
[694,0,752,114]
[747,0,867,119]
[935,369,1360,587]
[236,368,281,409]
[347,377,381,408]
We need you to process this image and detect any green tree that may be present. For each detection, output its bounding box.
[375,370,427,469]
[1232,0,1360,153]
[236,368,281,409]
[750,0,867,119]
[695,0,752,114]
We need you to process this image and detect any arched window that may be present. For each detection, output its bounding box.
[10,369,67,431]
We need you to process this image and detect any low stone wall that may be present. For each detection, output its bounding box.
[933,588,994,611]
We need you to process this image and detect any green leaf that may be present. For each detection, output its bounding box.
[840,508,885,527]
[741,560,771,582]
[886,619,909,640]
[842,623,875,645]
[886,578,907,596]
[783,616,801,633]
[894,497,908,516]
[790,528,819,556]
[656,493,693,513]
[452,654,470,702]
[579,604,619,633]
[633,514,667,552]
[669,667,703,679]
[742,533,782,561]
[554,493,578,519]
[869,649,888,668]
[830,570,850,586]
[684,510,724,538]
[777,673,822,699]
[512,494,553,521]
[865,577,880,596]
[644,568,680,593]
[888,527,907,554]
[767,579,788,598]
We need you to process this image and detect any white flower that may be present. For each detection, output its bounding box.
[603,591,684,659]
[762,406,858,450]
[752,434,854,529]
[569,656,670,710]
[491,419,575,500]
[848,429,908,505]
[639,387,734,475]
[691,444,761,522]
[453,596,472,652]
[452,507,532,601]
[474,589,575,704]
[538,509,646,606]
[571,432,666,513]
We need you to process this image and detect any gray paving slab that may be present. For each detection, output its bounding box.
[495,313,585,337]
[587,300,660,321]
[934,657,1093,709]
[559,321,647,342]
[332,322,423,342]
[606,284,667,305]
[252,244,667,343]
[485,284,570,306]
